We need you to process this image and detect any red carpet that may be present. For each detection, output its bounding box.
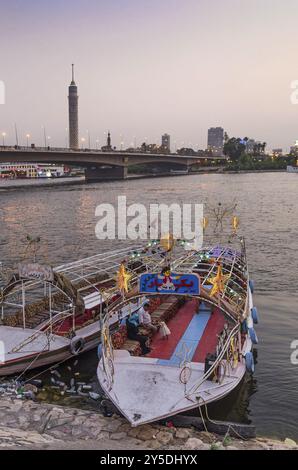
[192,307,225,363]
[147,299,198,360]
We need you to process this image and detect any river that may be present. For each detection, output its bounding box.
[0,172,297,440]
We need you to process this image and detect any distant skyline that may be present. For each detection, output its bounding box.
[0,0,298,151]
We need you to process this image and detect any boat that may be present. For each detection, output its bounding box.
[0,246,147,376]
[287,165,298,173]
[97,227,259,427]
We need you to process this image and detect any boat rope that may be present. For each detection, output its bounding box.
[197,395,250,442]
[14,332,53,383]
[16,352,75,385]
[13,317,73,384]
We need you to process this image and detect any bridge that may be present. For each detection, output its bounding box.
[0,147,227,182]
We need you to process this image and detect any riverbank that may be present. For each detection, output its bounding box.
[0,398,296,450]
[0,168,291,192]
[0,176,86,191]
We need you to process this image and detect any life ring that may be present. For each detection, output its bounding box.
[70,337,85,356]
[245,351,255,373]
[251,307,259,325]
[241,320,248,334]
[179,364,192,384]
[249,280,254,294]
[248,327,258,345]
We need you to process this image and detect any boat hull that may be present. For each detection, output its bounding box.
[0,324,101,376]
[97,351,247,427]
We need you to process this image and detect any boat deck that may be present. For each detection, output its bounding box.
[0,326,69,362]
[98,350,245,426]
[148,299,225,365]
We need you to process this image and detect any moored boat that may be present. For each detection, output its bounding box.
[287,165,298,173]
[97,231,259,426]
[0,246,147,375]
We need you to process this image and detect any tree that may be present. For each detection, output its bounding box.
[223,137,246,162]
[252,141,266,156]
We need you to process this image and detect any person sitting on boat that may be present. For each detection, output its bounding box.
[138,302,158,333]
[126,313,151,355]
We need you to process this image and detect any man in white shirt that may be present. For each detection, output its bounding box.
[138,302,158,333]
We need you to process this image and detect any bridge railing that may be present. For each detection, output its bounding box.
[0,145,228,161]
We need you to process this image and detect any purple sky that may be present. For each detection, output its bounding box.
[0,0,298,151]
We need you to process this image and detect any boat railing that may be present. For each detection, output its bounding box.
[37,310,74,332]
[184,322,240,399]
[10,310,73,353]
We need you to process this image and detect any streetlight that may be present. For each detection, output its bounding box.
[2,132,6,146]
[65,127,69,148]
[86,130,91,149]
[42,126,47,147]
[26,134,30,148]
[81,137,86,149]
[95,139,99,150]
[47,136,51,149]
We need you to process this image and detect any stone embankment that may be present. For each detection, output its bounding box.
[0,398,296,450]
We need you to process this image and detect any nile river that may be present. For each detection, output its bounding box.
[0,172,297,440]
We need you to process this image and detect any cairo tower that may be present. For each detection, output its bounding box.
[68,64,79,149]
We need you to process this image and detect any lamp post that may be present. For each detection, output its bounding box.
[95,139,99,150]
[2,132,6,146]
[81,137,86,149]
[42,126,47,148]
[65,127,68,149]
[86,130,91,149]
[26,134,30,148]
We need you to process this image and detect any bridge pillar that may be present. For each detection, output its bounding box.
[85,166,127,182]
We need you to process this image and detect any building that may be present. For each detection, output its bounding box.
[245,139,257,154]
[68,64,79,150]
[161,133,171,153]
[290,146,298,155]
[207,127,224,156]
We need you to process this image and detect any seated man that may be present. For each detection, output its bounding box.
[126,312,151,355]
[138,302,158,333]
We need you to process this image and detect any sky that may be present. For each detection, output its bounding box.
[0,0,298,151]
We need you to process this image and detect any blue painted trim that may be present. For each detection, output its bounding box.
[157,304,211,366]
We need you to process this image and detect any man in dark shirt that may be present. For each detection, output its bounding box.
[126,313,151,355]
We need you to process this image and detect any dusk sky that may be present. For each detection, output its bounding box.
[0,0,298,151]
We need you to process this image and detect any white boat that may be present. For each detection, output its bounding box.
[0,246,146,376]
[97,235,259,427]
[287,165,298,173]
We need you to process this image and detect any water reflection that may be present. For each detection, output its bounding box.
[1,172,298,438]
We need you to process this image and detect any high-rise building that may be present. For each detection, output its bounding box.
[161,133,171,153]
[207,127,224,156]
[68,64,79,150]
[245,139,257,154]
